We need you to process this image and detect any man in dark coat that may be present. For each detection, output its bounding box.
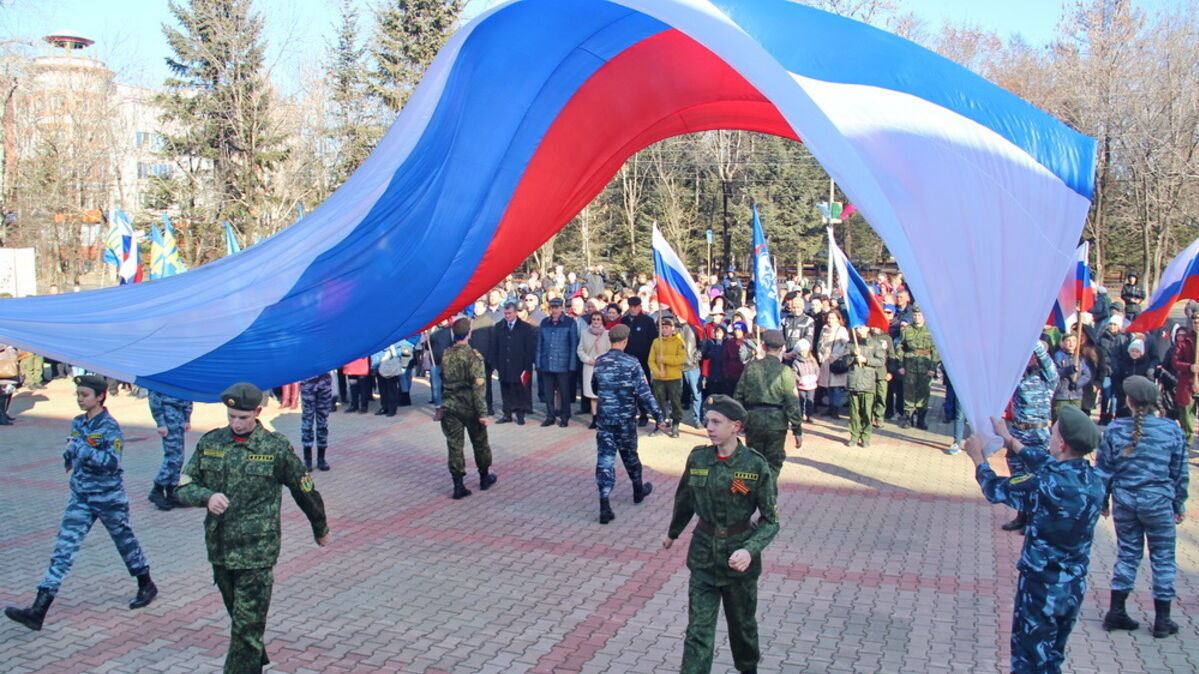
[491,301,537,425]
[621,296,658,425]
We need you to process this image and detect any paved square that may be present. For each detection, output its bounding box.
[2,378,1196,673]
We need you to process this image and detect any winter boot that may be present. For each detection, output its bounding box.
[451,475,472,500]
[1153,599,1179,638]
[148,484,169,510]
[899,412,911,429]
[1001,511,1027,532]
[302,446,313,472]
[599,497,615,524]
[398,391,412,407]
[129,573,158,609]
[916,409,929,430]
[633,480,654,504]
[1102,590,1140,631]
[316,446,330,471]
[479,469,497,491]
[162,485,183,509]
[5,588,53,631]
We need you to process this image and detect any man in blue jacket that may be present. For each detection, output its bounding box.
[538,297,579,427]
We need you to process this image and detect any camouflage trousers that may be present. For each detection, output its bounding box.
[300,375,333,449]
[213,566,273,674]
[743,429,784,478]
[1010,573,1084,674]
[872,376,887,422]
[154,404,189,487]
[652,378,684,425]
[595,424,644,499]
[441,407,491,477]
[1007,425,1051,475]
[39,490,149,595]
[848,391,875,444]
[903,370,932,413]
[1111,491,1178,600]
[681,573,760,674]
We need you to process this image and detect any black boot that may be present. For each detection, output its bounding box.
[163,485,183,509]
[479,469,497,491]
[148,484,169,510]
[303,446,313,472]
[916,409,929,430]
[515,412,525,425]
[4,588,53,630]
[599,497,615,524]
[898,412,910,429]
[0,402,12,425]
[1102,590,1140,631]
[540,416,556,427]
[316,446,330,471]
[1001,511,1027,532]
[1153,599,1179,638]
[398,391,412,407]
[633,480,653,504]
[588,418,597,430]
[129,572,157,609]
[451,475,472,500]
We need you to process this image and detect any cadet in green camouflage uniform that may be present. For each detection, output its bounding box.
[870,326,894,427]
[733,330,803,477]
[441,317,498,500]
[176,383,329,674]
[899,306,939,430]
[847,325,887,447]
[664,395,779,674]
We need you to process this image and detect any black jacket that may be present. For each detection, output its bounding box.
[621,312,658,362]
[490,318,537,382]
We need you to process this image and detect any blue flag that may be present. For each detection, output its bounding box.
[224,222,241,256]
[751,205,780,330]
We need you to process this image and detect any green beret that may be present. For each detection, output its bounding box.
[221,382,263,411]
[1122,375,1158,408]
[608,324,630,342]
[452,317,471,337]
[1056,405,1099,454]
[74,374,107,395]
[762,329,785,349]
[704,394,747,423]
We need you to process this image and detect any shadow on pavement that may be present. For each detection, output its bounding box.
[787,455,918,495]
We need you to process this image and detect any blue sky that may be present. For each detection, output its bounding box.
[0,0,1186,94]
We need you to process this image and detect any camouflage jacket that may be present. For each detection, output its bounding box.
[734,355,803,436]
[1011,341,1058,443]
[177,423,328,569]
[593,349,661,428]
[441,341,487,418]
[899,325,939,372]
[64,408,125,495]
[977,447,1103,583]
[847,338,886,392]
[148,391,194,428]
[1096,415,1189,515]
[668,444,780,582]
[870,330,895,376]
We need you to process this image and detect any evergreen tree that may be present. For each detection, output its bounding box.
[326,0,378,185]
[371,0,463,112]
[156,0,287,245]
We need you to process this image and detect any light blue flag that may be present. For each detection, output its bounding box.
[224,222,241,256]
[751,204,780,330]
[149,224,166,280]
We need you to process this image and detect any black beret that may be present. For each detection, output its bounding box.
[704,394,747,422]
[1122,375,1158,408]
[1056,405,1099,454]
[74,374,107,395]
[221,382,263,411]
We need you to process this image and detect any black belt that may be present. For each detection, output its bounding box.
[746,403,782,410]
[696,518,753,538]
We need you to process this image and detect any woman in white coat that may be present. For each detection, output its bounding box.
[577,311,612,428]
[817,311,850,418]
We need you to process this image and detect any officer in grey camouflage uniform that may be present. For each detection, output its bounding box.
[148,390,193,510]
[440,317,498,500]
[1004,340,1059,533]
[5,375,157,631]
[300,372,334,472]
[1096,375,1189,638]
[592,323,664,524]
[176,382,329,674]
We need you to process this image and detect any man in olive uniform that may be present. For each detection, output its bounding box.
[734,329,803,477]
[869,326,894,428]
[899,306,940,430]
[663,395,779,674]
[176,383,329,674]
[441,317,498,499]
[847,325,887,447]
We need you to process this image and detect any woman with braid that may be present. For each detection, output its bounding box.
[1096,375,1189,638]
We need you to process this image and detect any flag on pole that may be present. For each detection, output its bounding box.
[160,213,187,275]
[103,210,141,284]
[751,205,780,330]
[149,224,167,280]
[1048,242,1094,330]
[651,223,708,328]
[1127,237,1199,332]
[829,229,889,330]
[224,222,241,256]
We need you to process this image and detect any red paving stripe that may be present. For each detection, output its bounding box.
[771,561,1002,597]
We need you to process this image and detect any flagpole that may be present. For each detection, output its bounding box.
[826,178,835,293]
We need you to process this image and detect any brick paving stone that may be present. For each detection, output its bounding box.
[1,378,1197,672]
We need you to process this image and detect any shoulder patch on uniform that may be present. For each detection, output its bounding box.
[1009,474,1033,485]
[300,474,315,492]
[733,471,759,481]
[203,448,226,458]
[112,439,123,454]
[690,468,710,476]
[247,454,274,462]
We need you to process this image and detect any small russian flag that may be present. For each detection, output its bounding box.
[829,230,889,330]
[1127,237,1199,333]
[1049,242,1093,330]
[652,223,708,328]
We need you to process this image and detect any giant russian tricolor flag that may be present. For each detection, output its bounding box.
[0,0,1094,448]
[652,223,707,328]
[1049,242,1094,330]
[829,230,889,331]
[1127,237,1199,333]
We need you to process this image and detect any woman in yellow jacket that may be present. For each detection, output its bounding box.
[649,316,689,437]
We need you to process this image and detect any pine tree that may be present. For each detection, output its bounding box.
[156,0,287,242]
[371,0,464,112]
[326,0,378,185]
